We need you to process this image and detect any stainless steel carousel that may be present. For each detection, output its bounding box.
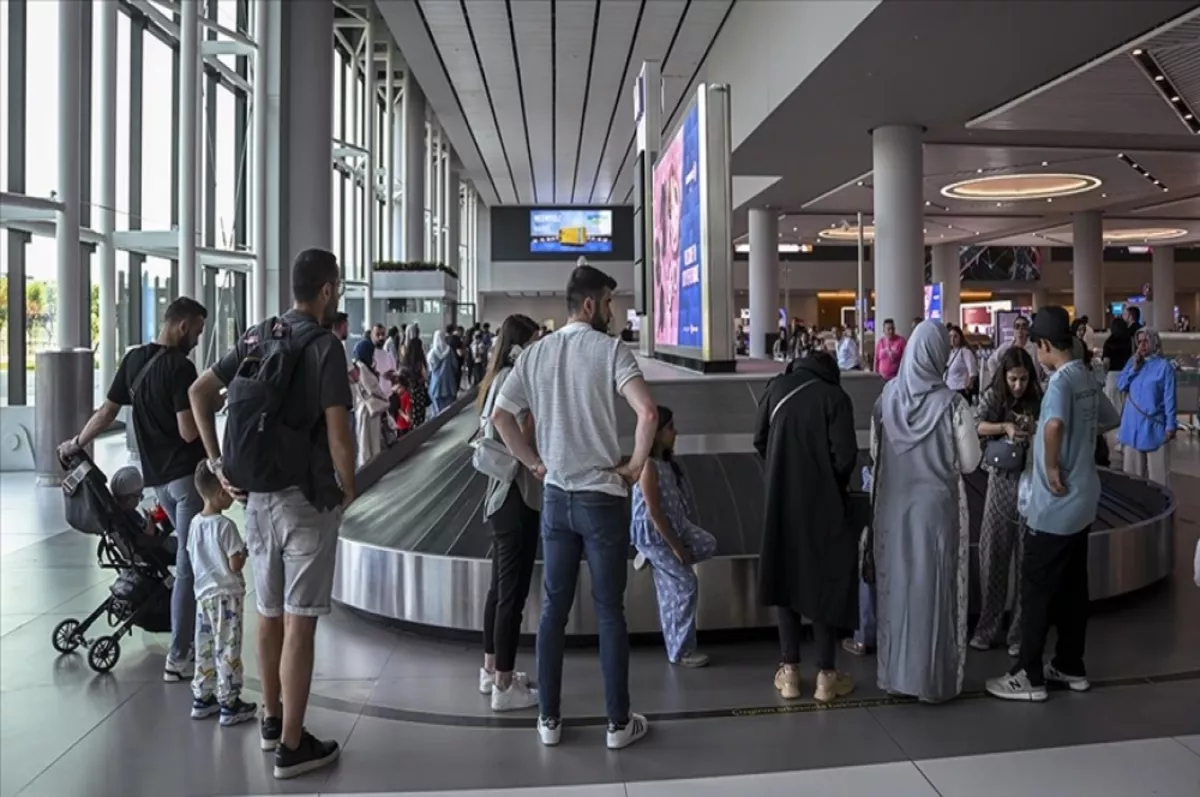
[332,372,1175,636]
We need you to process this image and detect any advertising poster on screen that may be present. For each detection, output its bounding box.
[653,104,703,349]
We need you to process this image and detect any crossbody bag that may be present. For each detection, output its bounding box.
[470,369,520,482]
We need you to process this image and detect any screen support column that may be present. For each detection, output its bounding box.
[633,60,660,357]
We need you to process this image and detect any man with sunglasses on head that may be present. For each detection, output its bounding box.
[983,315,1045,388]
[189,248,355,780]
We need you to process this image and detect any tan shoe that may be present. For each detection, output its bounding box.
[814,670,855,703]
[774,664,802,700]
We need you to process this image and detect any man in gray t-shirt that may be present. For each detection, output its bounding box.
[493,264,658,751]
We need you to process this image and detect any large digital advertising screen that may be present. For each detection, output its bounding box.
[529,209,614,254]
[652,103,703,349]
[924,283,943,322]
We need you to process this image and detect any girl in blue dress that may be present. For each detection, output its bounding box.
[631,406,718,668]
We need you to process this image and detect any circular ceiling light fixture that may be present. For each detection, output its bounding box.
[1102,227,1188,243]
[940,173,1102,202]
[818,225,875,241]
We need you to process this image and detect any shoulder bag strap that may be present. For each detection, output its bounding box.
[1122,366,1167,427]
[769,378,817,424]
[130,347,170,400]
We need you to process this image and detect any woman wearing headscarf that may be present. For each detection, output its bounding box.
[427,329,460,416]
[871,321,981,703]
[400,324,430,426]
[1117,327,1176,486]
[1101,317,1133,458]
[351,338,391,467]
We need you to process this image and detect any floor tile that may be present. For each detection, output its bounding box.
[15,682,362,797]
[916,737,1200,797]
[347,788,626,797]
[0,614,40,637]
[625,762,938,797]
[0,680,147,797]
[319,714,625,794]
[0,532,109,570]
[614,709,908,783]
[0,567,110,615]
[868,680,1200,762]
[1177,735,1200,757]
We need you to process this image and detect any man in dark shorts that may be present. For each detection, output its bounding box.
[60,297,209,682]
[189,249,355,779]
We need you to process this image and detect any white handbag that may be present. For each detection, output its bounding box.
[471,370,520,482]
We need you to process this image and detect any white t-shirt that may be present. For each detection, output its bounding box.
[186,513,246,602]
[946,346,979,390]
[374,345,397,394]
[495,322,642,496]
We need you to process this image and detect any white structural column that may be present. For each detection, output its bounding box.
[251,0,270,321]
[442,145,452,265]
[384,40,395,261]
[448,170,461,274]
[747,208,779,359]
[425,125,435,259]
[432,129,443,263]
[1072,211,1104,324]
[872,125,925,331]
[931,243,960,327]
[363,7,376,325]
[178,0,200,299]
[1152,245,1175,330]
[96,0,118,386]
[56,0,84,349]
[401,74,426,262]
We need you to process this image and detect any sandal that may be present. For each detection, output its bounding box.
[842,639,870,656]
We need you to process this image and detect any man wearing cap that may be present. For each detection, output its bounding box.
[986,306,1119,704]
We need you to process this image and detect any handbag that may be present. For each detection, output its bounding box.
[983,437,1026,472]
[470,369,520,482]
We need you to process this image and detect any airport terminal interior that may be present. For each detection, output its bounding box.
[2,0,1200,795]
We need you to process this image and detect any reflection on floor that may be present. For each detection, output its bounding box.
[1,435,1199,796]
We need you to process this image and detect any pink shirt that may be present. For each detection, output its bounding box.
[875,335,906,380]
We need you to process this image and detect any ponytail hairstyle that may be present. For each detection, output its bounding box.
[650,405,684,490]
[477,313,539,411]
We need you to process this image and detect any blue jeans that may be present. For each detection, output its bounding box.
[155,473,204,663]
[537,486,631,724]
[854,578,877,648]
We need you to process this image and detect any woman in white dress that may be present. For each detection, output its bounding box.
[351,338,391,468]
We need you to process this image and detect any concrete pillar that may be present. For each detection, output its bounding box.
[931,243,960,328]
[251,0,270,321]
[1152,245,1175,330]
[178,0,200,299]
[1031,288,1049,311]
[748,208,779,358]
[96,0,118,390]
[266,0,334,309]
[872,125,925,332]
[1072,211,1103,324]
[56,1,84,349]
[401,73,426,262]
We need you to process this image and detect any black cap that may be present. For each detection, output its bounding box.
[1030,306,1072,346]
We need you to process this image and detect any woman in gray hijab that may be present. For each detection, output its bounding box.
[871,321,981,703]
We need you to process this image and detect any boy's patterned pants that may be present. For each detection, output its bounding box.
[192,594,244,705]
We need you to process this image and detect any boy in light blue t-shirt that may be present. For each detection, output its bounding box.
[987,307,1119,704]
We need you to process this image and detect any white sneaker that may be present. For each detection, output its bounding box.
[633,552,647,571]
[537,716,562,747]
[163,658,195,682]
[986,670,1048,702]
[1045,663,1091,692]
[491,680,539,712]
[606,712,649,750]
[673,652,709,668]
[478,668,531,695]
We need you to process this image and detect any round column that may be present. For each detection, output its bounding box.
[872,125,925,332]
[178,0,200,299]
[97,0,119,389]
[1072,211,1104,323]
[1152,245,1175,330]
[748,208,779,359]
[56,1,84,349]
[931,243,960,327]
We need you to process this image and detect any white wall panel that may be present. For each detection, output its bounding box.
[554,0,597,204]
[509,0,554,204]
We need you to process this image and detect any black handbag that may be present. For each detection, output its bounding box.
[983,438,1025,472]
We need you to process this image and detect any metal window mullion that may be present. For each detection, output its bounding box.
[128,16,146,344]
[6,0,29,404]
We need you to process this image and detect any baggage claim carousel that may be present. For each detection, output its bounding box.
[332,372,1176,637]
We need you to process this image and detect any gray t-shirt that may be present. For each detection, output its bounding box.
[214,309,352,510]
[495,322,642,497]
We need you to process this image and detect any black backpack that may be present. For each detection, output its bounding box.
[221,316,327,494]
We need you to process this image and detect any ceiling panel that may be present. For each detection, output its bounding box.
[609,0,735,204]
[554,0,598,204]
[1130,193,1200,218]
[570,0,641,204]
[464,0,533,203]
[421,0,514,202]
[588,0,688,204]
[509,0,554,204]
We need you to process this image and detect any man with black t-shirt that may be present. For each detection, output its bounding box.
[60,297,209,683]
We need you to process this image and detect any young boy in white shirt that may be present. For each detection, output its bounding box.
[187,460,256,726]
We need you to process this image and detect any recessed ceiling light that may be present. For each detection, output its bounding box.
[924,201,931,206]
[1101,193,1107,198]
[856,181,865,187]
[1041,161,1048,166]
[1171,96,1181,102]
[1047,198,1053,202]
[1133,48,1144,56]
[793,226,797,232]
[941,173,1102,201]
[974,231,980,236]
[940,234,945,238]
[1185,114,1195,121]
[976,168,984,174]
[818,225,875,241]
[923,228,928,234]
[1155,75,1165,82]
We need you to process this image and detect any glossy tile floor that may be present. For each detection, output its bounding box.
[2,436,1199,796]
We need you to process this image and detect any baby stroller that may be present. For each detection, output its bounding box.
[51,451,175,674]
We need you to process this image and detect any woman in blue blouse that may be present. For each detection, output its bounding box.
[1117,328,1176,486]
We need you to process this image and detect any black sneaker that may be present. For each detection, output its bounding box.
[260,716,282,752]
[190,694,219,720]
[273,730,340,780]
[219,698,258,727]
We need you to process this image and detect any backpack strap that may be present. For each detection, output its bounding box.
[130,346,170,400]
[769,378,818,424]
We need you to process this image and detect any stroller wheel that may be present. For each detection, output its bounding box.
[51,618,83,654]
[88,636,121,674]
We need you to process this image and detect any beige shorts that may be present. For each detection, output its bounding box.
[244,487,342,618]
